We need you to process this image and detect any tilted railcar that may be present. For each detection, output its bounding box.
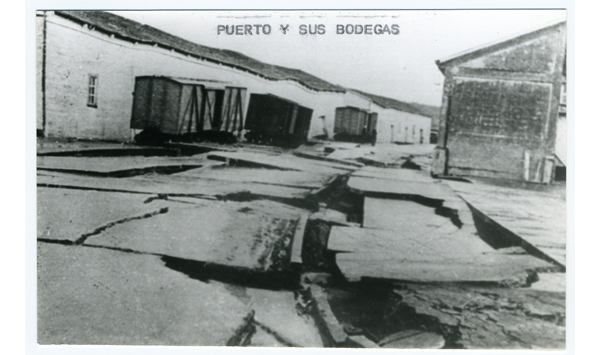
[244,93,313,148]
[333,106,378,143]
[130,76,247,144]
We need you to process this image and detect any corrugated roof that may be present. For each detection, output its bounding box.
[350,90,425,117]
[54,10,346,93]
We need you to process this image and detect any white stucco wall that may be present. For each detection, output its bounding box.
[40,13,348,142]
[369,104,431,144]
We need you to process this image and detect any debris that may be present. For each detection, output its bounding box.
[309,285,348,346]
[348,335,379,348]
[227,311,257,346]
[379,329,445,349]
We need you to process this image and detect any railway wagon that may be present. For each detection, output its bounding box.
[131,76,247,144]
[244,93,313,148]
[333,106,378,143]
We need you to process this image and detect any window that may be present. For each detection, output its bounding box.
[87,75,98,107]
[560,83,567,106]
[559,82,567,115]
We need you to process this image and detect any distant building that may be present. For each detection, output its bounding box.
[431,20,566,182]
[347,90,431,145]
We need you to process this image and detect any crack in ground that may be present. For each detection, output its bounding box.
[73,207,169,245]
[37,182,219,201]
[253,319,302,347]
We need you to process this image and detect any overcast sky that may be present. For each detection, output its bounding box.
[111,10,566,107]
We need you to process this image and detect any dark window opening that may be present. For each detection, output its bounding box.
[87,75,98,108]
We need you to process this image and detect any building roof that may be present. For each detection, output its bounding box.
[137,75,233,88]
[350,90,425,116]
[54,10,345,93]
[436,18,566,70]
[53,11,425,116]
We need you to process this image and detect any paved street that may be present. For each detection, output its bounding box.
[37,139,566,348]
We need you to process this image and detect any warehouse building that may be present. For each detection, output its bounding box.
[351,90,431,145]
[36,10,430,146]
[431,20,567,182]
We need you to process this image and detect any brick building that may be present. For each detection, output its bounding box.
[431,20,566,182]
[36,10,431,144]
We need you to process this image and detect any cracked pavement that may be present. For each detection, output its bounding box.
[37,140,566,348]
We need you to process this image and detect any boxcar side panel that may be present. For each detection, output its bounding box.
[130,78,152,129]
[159,79,183,134]
[177,85,193,134]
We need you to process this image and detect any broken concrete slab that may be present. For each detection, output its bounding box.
[310,285,348,346]
[351,165,433,183]
[175,167,332,190]
[38,146,182,157]
[37,139,138,155]
[244,288,323,347]
[347,175,455,202]
[355,156,397,168]
[37,187,171,242]
[165,142,237,155]
[530,272,566,293]
[291,213,310,264]
[379,330,445,349]
[37,156,205,177]
[37,242,250,345]
[38,172,313,204]
[393,283,565,349]
[85,201,301,272]
[446,180,566,268]
[348,335,380,348]
[248,326,287,347]
[208,151,357,174]
[292,151,365,168]
[362,198,460,233]
[329,227,556,284]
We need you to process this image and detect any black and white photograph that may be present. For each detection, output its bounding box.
[33,6,569,350]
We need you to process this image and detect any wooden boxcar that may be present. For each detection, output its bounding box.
[333,106,378,143]
[130,76,246,144]
[244,93,313,148]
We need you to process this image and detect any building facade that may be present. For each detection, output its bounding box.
[36,11,430,145]
[431,21,566,182]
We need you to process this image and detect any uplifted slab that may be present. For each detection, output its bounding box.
[38,171,312,202]
[351,166,433,183]
[347,175,455,201]
[208,151,357,174]
[446,180,566,268]
[37,156,204,177]
[175,167,331,190]
[363,198,457,233]
[85,201,301,271]
[329,227,555,284]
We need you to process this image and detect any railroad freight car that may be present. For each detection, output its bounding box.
[244,93,313,148]
[333,106,378,143]
[131,76,247,144]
